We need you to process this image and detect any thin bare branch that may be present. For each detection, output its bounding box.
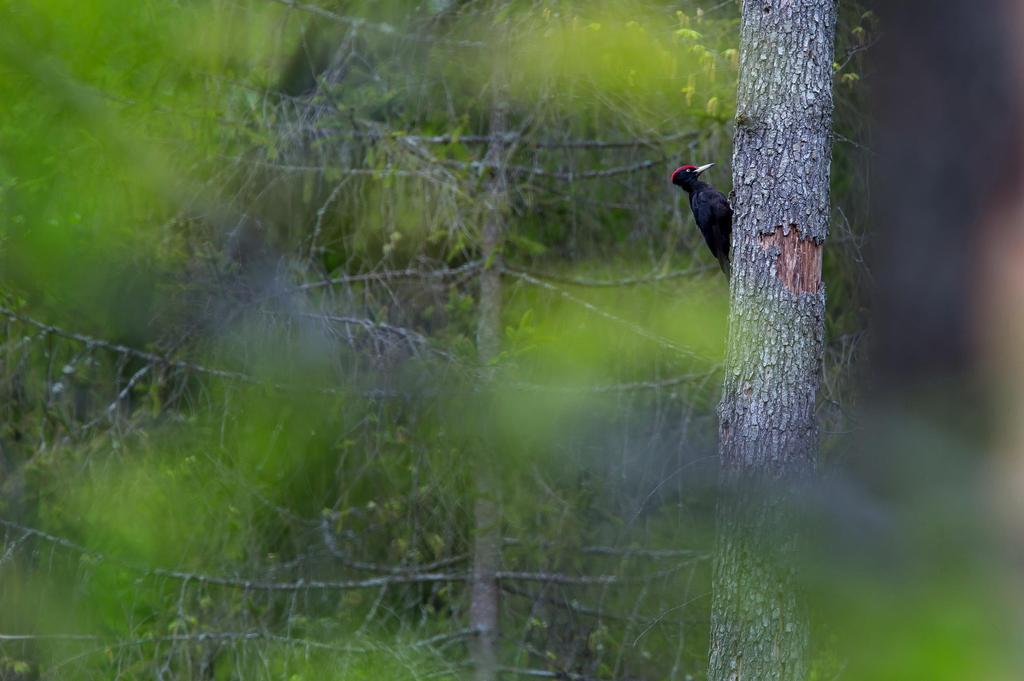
[502,270,716,362]
[497,667,604,681]
[0,520,634,592]
[460,159,661,182]
[296,260,482,291]
[0,306,258,385]
[269,0,486,48]
[324,129,696,149]
[506,264,715,288]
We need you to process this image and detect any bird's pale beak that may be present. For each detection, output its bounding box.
[695,163,715,176]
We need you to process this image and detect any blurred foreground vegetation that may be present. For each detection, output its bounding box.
[6,2,1008,680]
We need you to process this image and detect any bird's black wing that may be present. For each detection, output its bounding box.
[691,189,733,274]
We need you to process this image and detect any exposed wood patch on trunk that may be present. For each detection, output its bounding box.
[758,224,822,294]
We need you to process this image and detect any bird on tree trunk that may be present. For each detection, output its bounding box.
[671,163,733,276]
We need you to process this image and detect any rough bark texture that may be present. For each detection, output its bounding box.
[708,2,836,680]
[476,101,507,365]
[469,96,508,681]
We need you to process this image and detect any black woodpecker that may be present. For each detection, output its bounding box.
[671,163,733,276]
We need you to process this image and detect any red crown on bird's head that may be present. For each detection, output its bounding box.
[671,165,698,182]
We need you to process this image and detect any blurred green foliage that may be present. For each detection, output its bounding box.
[3,2,1011,681]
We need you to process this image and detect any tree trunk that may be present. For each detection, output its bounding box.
[708,2,836,680]
[469,92,508,681]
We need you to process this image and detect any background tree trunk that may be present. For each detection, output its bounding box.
[469,92,508,681]
[708,1,836,680]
